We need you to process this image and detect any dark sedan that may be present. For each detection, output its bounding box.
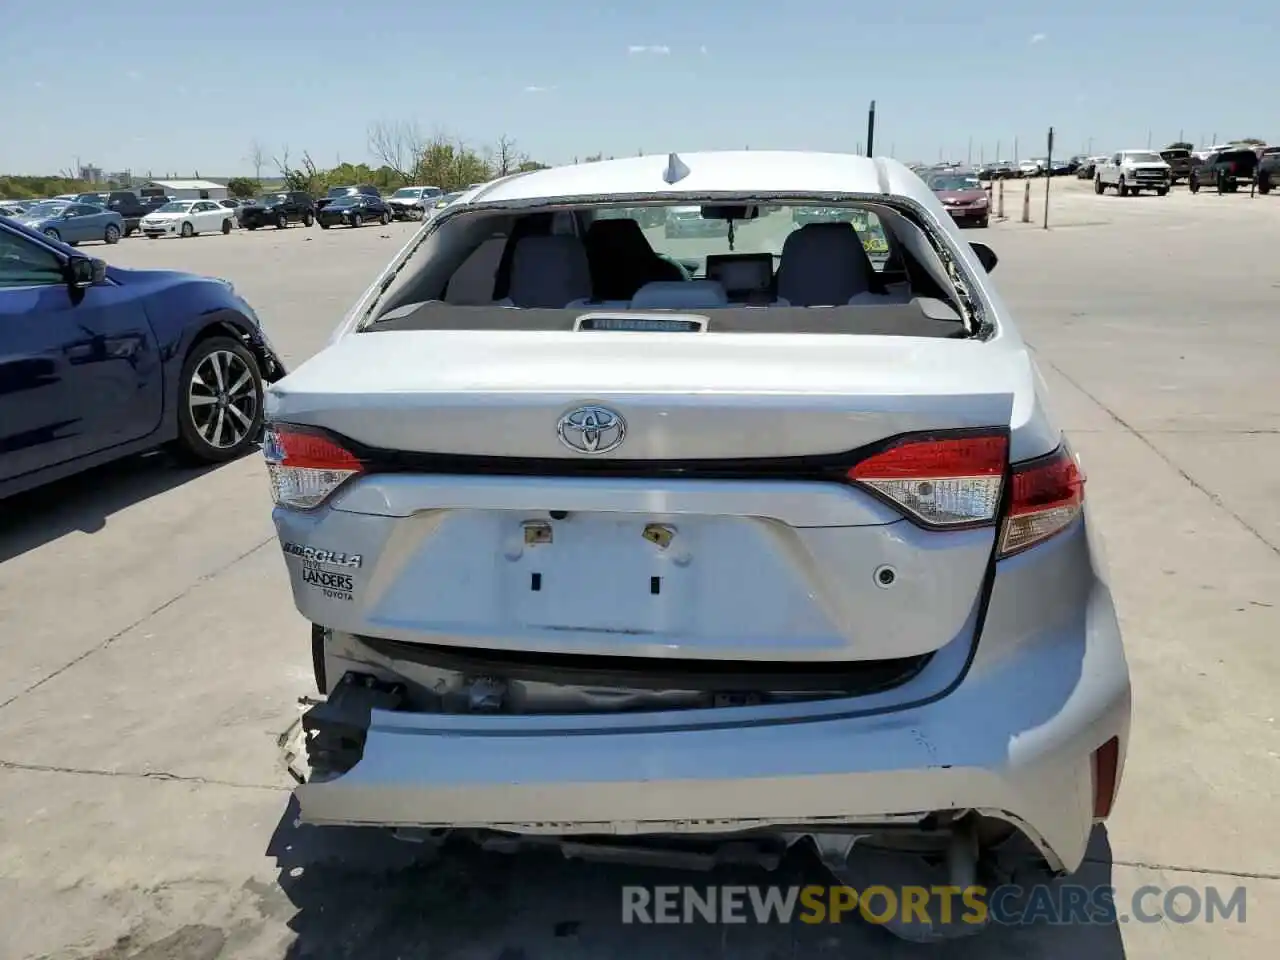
[0,216,286,499]
[316,194,393,229]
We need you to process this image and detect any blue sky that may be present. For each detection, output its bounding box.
[6,1,1277,176]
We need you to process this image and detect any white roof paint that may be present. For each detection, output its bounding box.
[469,151,932,206]
[145,179,225,190]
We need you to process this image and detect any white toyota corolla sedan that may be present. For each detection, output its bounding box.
[267,151,1131,939]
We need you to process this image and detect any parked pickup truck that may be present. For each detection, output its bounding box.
[1256,147,1280,195]
[1158,148,1197,184]
[1094,150,1171,196]
[73,190,167,237]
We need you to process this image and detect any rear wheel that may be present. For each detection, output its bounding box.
[103,223,121,244]
[43,227,60,241]
[379,210,391,225]
[221,219,232,234]
[171,336,264,464]
[303,212,314,227]
[277,213,288,229]
[351,213,363,228]
[1189,176,1200,194]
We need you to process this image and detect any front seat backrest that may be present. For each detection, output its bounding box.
[776,222,879,307]
[506,235,593,308]
[584,217,685,300]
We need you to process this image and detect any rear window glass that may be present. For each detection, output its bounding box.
[367,200,982,340]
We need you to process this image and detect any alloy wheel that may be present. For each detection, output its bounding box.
[188,349,259,449]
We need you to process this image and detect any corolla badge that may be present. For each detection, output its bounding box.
[557,405,626,454]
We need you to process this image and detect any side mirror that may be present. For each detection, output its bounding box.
[970,242,998,273]
[65,256,107,289]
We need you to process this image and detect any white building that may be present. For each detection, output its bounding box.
[141,179,228,201]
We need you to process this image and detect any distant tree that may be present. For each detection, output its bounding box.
[517,159,549,172]
[583,153,604,163]
[248,140,268,182]
[1166,141,1194,151]
[367,119,425,184]
[1238,137,1265,145]
[226,177,259,198]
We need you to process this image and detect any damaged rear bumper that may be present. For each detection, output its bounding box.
[283,520,1131,875]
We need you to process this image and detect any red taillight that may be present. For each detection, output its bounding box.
[848,432,1008,528]
[262,423,364,509]
[1091,736,1121,819]
[998,445,1084,557]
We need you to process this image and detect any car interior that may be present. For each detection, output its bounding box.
[367,201,988,338]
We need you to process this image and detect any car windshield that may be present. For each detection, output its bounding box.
[930,175,981,191]
[391,188,420,199]
[1124,152,1162,163]
[21,202,68,218]
[155,201,193,213]
[617,203,891,274]
[327,188,352,198]
[436,192,462,205]
[330,196,360,207]
[257,194,287,204]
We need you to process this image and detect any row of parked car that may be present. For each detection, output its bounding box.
[0,183,470,245]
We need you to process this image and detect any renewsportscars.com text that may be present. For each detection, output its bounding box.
[621,884,1248,926]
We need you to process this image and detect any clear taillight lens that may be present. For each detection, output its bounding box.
[262,423,363,509]
[999,445,1085,557]
[847,432,1008,528]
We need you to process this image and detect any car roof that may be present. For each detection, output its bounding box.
[465,151,932,207]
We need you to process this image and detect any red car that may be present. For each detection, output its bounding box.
[927,173,990,228]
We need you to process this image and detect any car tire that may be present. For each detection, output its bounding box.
[171,336,264,465]
[351,213,363,228]
[1189,177,1200,194]
[43,228,60,241]
[319,221,330,229]
[380,210,391,225]
[104,223,121,244]
[1093,177,1103,195]
[1260,177,1273,195]
[180,221,194,238]
[246,223,258,230]
[1156,188,1168,197]
[303,212,314,227]
[1117,177,1128,197]
[276,213,288,229]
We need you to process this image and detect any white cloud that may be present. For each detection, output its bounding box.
[699,45,708,55]
[1029,32,1046,44]
[523,85,554,93]
[33,80,45,88]
[126,69,142,79]
[627,44,670,55]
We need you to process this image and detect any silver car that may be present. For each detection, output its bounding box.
[268,151,1131,940]
[14,200,124,245]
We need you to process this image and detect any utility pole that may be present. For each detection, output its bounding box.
[865,100,876,156]
[1087,136,1093,154]
[996,140,1002,162]
[967,136,972,165]
[1146,130,1152,149]
[1014,137,1019,164]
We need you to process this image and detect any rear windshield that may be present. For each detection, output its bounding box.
[366,201,982,340]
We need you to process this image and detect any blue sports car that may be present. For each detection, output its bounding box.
[14,200,126,246]
[0,216,286,498]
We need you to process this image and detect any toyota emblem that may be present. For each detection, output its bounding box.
[557,405,626,454]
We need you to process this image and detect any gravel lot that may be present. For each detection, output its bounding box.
[1,180,1278,959]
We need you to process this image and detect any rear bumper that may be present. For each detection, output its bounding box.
[290,517,1131,874]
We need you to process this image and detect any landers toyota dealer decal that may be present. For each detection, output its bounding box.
[283,543,360,601]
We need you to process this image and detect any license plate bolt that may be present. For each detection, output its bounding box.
[642,523,676,549]
[523,521,553,545]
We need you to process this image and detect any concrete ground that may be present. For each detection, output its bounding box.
[1,180,1278,959]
